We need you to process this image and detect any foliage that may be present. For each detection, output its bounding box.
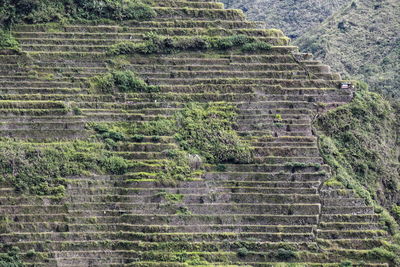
[295,0,400,99]
[174,103,252,163]
[0,139,129,195]
[212,34,254,49]
[108,33,272,55]
[90,70,159,93]
[275,248,297,261]
[159,149,200,181]
[241,41,272,52]
[316,90,400,229]
[0,30,19,51]
[339,261,353,267]
[0,246,23,267]
[0,0,155,27]
[237,247,249,258]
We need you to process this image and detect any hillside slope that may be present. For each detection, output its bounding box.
[223,0,400,98]
[221,0,352,39]
[0,0,399,266]
[296,0,400,98]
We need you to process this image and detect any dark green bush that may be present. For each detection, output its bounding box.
[174,103,252,163]
[241,41,272,52]
[101,156,129,175]
[275,248,297,260]
[237,247,249,258]
[339,261,353,267]
[90,70,159,93]
[0,30,20,51]
[213,34,254,49]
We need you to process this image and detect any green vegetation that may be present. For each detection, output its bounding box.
[296,0,400,99]
[87,102,251,181]
[108,33,272,55]
[90,102,251,164]
[224,0,399,99]
[315,90,400,228]
[0,30,19,51]
[90,70,159,93]
[0,0,155,27]
[0,139,129,195]
[241,41,272,52]
[0,246,22,267]
[222,0,351,39]
[174,103,252,163]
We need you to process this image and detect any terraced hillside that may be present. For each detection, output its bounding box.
[0,0,396,266]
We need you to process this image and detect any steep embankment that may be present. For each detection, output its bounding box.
[0,0,399,266]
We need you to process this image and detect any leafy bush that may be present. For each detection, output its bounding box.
[174,103,252,163]
[159,149,198,181]
[0,246,23,267]
[237,247,250,258]
[107,41,137,55]
[213,34,254,49]
[275,248,297,260]
[101,155,129,175]
[0,140,129,195]
[90,70,159,93]
[0,30,19,51]
[108,33,272,55]
[130,119,176,136]
[241,41,272,52]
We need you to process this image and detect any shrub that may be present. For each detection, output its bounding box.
[237,247,249,258]
[213,34,254,49]
[275,248,297,260]
[0,30,20,51]
[90,70,159,93]
[174,103,252,163]
[159,149,196,181]
[241,41,272,52]
[107,41,137,55]
[102,156,129,175]
[0,246,23,267]
[339,261,353,267]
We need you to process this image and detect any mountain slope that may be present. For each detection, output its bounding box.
[296,0,400,98]
[222,0,399,98]
[221,0,352,39]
